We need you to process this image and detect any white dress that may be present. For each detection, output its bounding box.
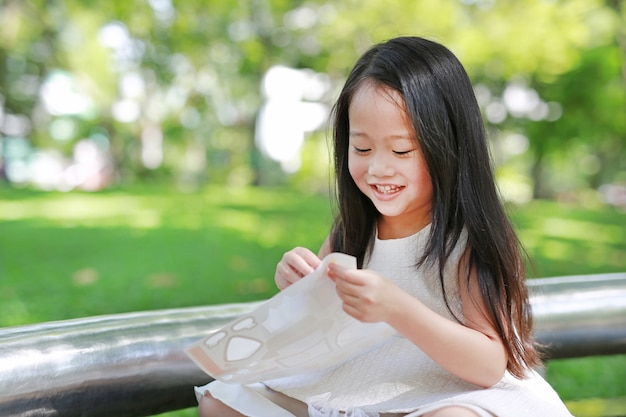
[196,226,573,417]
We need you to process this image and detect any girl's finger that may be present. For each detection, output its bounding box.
[328,263,362,286]
[294,246,323,268]
[287,247,321,277]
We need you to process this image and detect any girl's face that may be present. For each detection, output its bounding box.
[347,82,433,239]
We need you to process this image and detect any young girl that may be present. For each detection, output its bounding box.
[196,36,573,417]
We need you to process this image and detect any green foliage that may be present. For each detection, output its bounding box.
[527,43,626,197]
[1,0,624,196]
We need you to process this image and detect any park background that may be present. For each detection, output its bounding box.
[0,0,625,416]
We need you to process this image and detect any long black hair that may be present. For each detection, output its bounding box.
[329,36,539,378]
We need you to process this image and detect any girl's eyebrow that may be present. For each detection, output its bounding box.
[349,130,414,141]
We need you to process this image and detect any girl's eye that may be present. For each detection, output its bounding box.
[353,146,371,154]
[393,149,415,156]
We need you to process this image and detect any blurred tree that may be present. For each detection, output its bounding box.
[518,1,626,198]
[528,43,626,198]
[0,1,64,182]
[0,0,623,197]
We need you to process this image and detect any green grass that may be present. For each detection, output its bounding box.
[511,200,626,279]
[0,185,333,325]
[1,184,625,416]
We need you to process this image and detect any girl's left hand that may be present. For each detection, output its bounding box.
[327,262,402,324]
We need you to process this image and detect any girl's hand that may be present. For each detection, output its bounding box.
[274,247,321,290]
[327,262,402,323]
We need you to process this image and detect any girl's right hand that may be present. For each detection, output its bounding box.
[274,247,321,290]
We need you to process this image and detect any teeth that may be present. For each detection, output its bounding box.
[375,185,400,194]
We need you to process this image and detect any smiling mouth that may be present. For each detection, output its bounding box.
[373,184,403,194]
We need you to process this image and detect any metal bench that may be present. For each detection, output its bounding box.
[1,273,625,417]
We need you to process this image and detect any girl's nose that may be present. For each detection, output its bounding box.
[367,154,394,177]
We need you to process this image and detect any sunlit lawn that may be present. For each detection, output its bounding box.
[0,185,334,325]
[1,184,625,416]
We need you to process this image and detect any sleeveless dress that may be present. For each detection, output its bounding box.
[195,226,573,417]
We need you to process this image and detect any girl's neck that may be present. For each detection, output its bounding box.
[377,215,431,240]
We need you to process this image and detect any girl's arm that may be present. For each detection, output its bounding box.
[318,235,332,258]
[327,261,507,388]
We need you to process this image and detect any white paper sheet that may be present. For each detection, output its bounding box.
[185,252,396,384]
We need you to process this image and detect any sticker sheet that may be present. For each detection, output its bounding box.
[185,252,395,384]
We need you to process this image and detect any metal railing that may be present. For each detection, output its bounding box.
[1,273,625,417]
